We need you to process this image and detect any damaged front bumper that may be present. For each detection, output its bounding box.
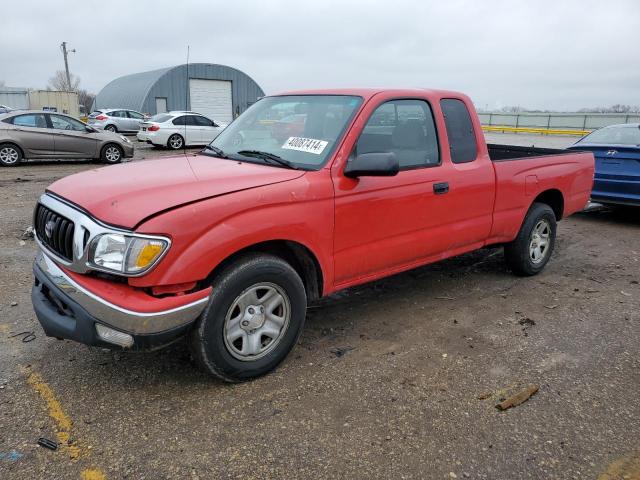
[32,251,210,350]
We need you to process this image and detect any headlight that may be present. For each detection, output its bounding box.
[89,233,169,275]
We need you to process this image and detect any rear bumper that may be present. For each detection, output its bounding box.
[592,179,640,206]
[32,252,209,350]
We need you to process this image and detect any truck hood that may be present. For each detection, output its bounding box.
[47,154,305,229]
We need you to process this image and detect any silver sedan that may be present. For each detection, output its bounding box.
[0,110,134,166]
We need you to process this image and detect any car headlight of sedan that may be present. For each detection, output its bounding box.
[88,233,170,275]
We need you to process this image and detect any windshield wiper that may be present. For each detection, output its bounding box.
[202,145,228,158]
[236,150,299,170]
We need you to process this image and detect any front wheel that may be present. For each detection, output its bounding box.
[101,144,123,164]
[504,202,557,276]
[189,254,307,382]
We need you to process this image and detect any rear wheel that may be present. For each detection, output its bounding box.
[168,134,184,150]
[0,143,22,166]
[189,254,307,382]
[105,124,117,133]
[504,202,557,276]
[101,144,123,164]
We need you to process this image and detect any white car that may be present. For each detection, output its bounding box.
[137,111,227,149]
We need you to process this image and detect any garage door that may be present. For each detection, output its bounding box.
[189,79,233,125]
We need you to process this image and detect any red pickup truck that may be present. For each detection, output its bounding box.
[32,89,594,381]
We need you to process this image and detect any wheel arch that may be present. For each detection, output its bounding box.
[202,240,324,302]
[532,189,564,220]
[0,141,25,158]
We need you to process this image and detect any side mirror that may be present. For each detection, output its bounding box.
[344,152,399,178]
[85,125,97,133]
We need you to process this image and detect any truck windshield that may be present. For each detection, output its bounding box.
[205,95,363,170]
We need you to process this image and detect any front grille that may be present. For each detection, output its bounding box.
[34,203,75,261]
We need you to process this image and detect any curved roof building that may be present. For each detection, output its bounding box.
[92,63,264,124]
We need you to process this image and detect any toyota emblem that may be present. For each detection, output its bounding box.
[44,220,55,239]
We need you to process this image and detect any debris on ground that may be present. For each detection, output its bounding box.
[518,318,536,327]
[21,226,34,239]
[10,302,17,307]
[329,346,354,357]
[37,437,58,451]
[0,450,24,462]
[496,384,539,410]
[544,304,558,309]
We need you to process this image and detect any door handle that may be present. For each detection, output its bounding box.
[433,182,449,195]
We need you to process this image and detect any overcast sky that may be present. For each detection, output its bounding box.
[1,0,638,111]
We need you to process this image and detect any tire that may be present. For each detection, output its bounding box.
[100,144,123,164]
[504,202,557,276]
[105,124,117,133]
[0,143,22,167]
[189,254,307,382]
[167,134,184,150]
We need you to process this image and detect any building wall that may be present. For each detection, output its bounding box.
[0,88,29,109]
[28,90,80,117]
[141,64,264,116]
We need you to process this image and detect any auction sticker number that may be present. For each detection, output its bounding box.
[282,137,328,155]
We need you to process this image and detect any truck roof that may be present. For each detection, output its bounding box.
[273,88,467,100]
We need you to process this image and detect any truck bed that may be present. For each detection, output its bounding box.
[488,144,573,161]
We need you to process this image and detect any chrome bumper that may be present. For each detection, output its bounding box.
[34,251,209,335]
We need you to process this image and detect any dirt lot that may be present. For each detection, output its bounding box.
[1,135,638,479]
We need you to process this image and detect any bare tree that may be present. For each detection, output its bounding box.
[77,89,95,114]
[48,70,80,91]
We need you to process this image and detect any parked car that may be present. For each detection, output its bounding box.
[0,110,133,166]
[31,88,594,382]
[87,109,149,133]
[270,113,306,142]
[136,111,227,149]
[0,104,14,114]
[568,123,640,206]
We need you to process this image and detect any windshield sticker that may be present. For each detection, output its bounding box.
[282,137,328,155]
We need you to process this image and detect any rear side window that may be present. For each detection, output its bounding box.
[194,115,214,127]
[11,114,48,128]
[172,116,187,126]
[440,99,477,163]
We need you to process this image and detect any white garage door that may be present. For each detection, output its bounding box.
[189,79,233,125]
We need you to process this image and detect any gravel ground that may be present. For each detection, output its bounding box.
[0,134,638,480]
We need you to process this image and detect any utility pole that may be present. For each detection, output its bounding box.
[60,41,76,91]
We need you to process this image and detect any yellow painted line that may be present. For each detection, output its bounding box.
[597,452,640,480]
[81,469,107,480]
[26,371,107,479]
[27,371,82,460]
[482,125,591,136]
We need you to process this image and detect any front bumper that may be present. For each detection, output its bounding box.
[122,142,135,158]
[32,252,210,350]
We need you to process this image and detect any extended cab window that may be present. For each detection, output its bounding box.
[440,99,477,163]
[357,99,439,169]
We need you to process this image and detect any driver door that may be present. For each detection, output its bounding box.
[49,114,99,158]
[332,98,451,286]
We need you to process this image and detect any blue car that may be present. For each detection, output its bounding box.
[569,123,640,206]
